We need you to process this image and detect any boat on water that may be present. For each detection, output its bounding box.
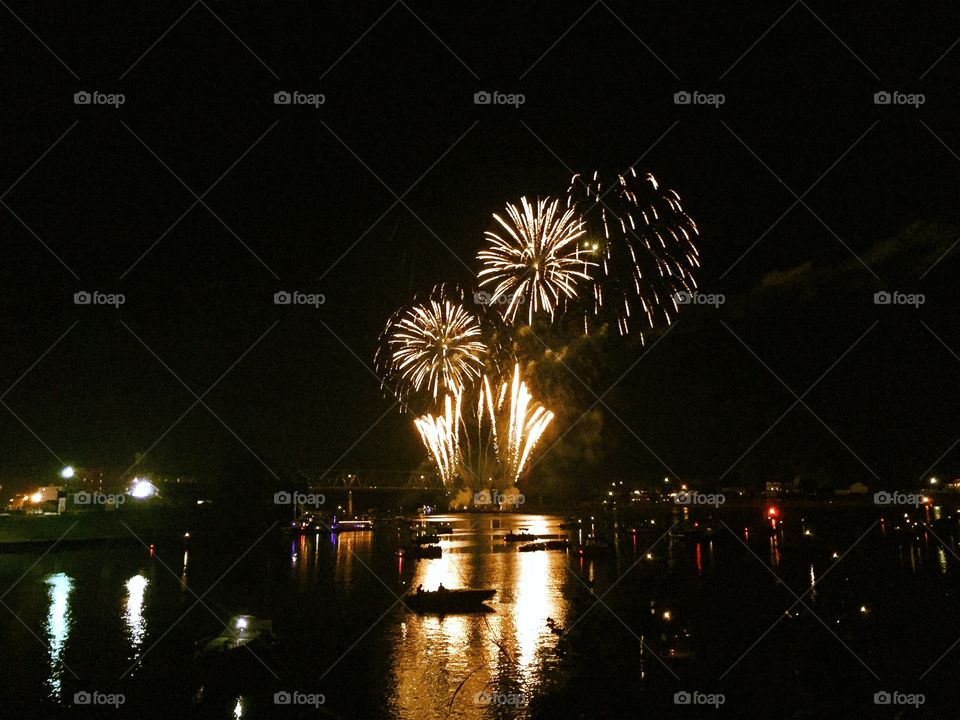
[503,531,560,542]
[411,530,441,545]
[402,587,496,613]
[196,615,280,658]
[668,520,719,541]
[331,518,373,532]
[518,539,569,552]
[397,544,442,559]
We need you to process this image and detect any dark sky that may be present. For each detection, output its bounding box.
[1,2,958,491]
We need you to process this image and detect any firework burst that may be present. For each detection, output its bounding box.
[377,286,488,405]
[567,169,700,336]
[477,197,592,325]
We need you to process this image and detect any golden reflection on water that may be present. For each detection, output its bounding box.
[44,572,73,699]
[390,514,568,720]
[123,574,148,664]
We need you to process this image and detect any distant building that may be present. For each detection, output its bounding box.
[765,481,785,495]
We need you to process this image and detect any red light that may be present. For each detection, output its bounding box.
[767,506,779,518]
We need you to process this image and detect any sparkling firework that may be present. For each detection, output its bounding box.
[477,197,592,325]
[378,287,488,404]
[413,363,554,488]
[567,169,700,335]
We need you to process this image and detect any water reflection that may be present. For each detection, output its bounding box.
[44,572,73,699]
[390,514,568,719]
[124,574,148,664]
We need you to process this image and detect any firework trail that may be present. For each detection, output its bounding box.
[413,363,554,488]
[567,169,700,335]
[477,197,592,325]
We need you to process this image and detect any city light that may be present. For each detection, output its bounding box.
[60,466,75,479]
[129,479,156,499]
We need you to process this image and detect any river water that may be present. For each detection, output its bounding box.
[2,506,960,719]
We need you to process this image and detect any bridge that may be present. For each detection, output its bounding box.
[292,468,445,491]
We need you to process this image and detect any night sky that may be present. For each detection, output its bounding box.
[1,2,958,492]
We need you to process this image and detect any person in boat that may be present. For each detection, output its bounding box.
[437,583,446,593]
[416,584,423,594]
